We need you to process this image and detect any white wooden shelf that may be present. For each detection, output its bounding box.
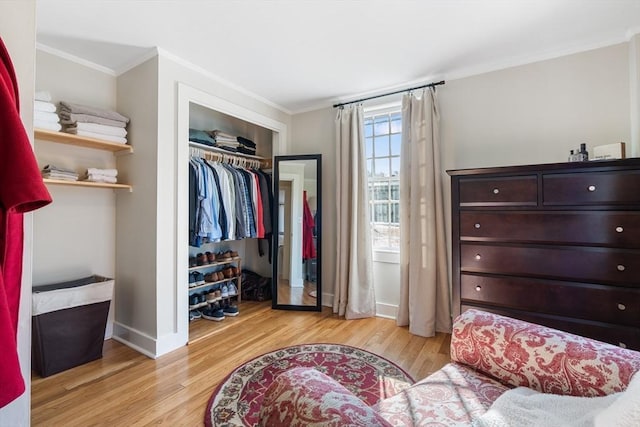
[35,129,133,153]
[43,178,133,192]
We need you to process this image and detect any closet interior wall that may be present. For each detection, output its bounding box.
[188,103,273,278]
[32,50,118,338]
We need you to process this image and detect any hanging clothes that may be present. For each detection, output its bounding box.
[302,191,316,260]
[0,37,52,409]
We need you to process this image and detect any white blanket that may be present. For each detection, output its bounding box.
[475,373,640,427]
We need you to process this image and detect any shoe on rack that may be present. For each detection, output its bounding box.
[188,273,196,288]
[221,284,229,298]
[192,271,205,286]
[196,253,206,266]
[228,283,238,296]
[189,310,202,321]
[206,290,221,303]
[201,305,225,321]
[189,294,201,310]
[222,303,239,317]
[206,251,216,263]
[189,256,197,268]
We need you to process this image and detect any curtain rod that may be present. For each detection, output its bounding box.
[332,80,445,108]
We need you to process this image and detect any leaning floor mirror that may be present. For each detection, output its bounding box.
[272,154,321,311]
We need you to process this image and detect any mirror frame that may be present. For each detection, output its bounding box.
[272,154,322,311]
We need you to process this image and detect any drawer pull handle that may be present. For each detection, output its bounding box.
[619,342,627,349]
[474,223,481,229]
[475,254,482,260]
[492,188,500,194]
[616,226,624,233]
[588,185,596,192]
[618,303,626,311]
[475,285,482,291]
[617,264,626,272]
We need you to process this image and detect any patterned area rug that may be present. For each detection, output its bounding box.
[204,343,414,426]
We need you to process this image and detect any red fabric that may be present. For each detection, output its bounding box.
[252,173,264,238]
[0,37,52,409]
[302,191,316,260]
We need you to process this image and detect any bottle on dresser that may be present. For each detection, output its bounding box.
[578,143,589,161]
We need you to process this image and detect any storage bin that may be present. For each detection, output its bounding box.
[32,275,113,377]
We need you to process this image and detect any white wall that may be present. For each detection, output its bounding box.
[0,1,36,424]
[291,41,638,320]
[33,50,119,338]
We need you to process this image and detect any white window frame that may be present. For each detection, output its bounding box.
[364,102,401,263]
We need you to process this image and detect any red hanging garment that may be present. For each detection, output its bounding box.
[0,37,52,408]
[302,191,316,260]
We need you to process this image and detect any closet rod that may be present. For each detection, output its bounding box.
[333,80,445,108]
[189,146,265,169]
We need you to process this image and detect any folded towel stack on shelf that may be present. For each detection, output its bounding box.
[188,128,216,147]
[34,91,61,131]
[59,101,130,144]
[41,164,79,181]
[83,168,118,184]
[236,136,256,156]
[209,130,240,153]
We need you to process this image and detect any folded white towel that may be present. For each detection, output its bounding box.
[87,168,118,177]
[74,122,127,137]
[59,112,127,128]
[34,100,56,113]
[63,128,127,144]
[35,91,52,102]
[34,111,60,124]
[59,101,129,124]
[34,121,62,132]
[84,175,117,184]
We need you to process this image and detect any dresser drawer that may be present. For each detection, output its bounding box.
[543,170,640,206]
[460,274,640,326]
[461,304,640,350]
[459,175,537,207]
[461,243,640,286]
[460,211,640,248]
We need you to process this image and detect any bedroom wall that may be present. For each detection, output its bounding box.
[292,41,636,321]
[0,1,36,424]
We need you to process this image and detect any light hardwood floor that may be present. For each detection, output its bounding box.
[32,301,451,426]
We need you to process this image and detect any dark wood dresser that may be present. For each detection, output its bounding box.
[448,159,640,350]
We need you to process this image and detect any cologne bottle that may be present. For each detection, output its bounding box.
[579,143,589,161]
[568,150,575,162]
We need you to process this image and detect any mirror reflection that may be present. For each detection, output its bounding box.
[273,154,321,310]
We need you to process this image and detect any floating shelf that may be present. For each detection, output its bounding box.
[35,129,133,153]
[43,178,133,192]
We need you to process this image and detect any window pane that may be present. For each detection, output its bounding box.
[364,122,373,138]
[391,157,400,177]
[374,158,389,177]
[374,135,389,157]
[373,203,388,222]
[388,224,400,248]
[366,159,373,177]
[390,133,401,155]
[390,182,399,200]
[374,116,388,136]
[390,118,402,133]
[390,203,400,223]
[365,137,373,158]
[372,224,389,248]
[373,182,388,200]
[390,112,401,121]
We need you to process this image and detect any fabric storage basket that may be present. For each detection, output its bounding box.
[32,275,114,377]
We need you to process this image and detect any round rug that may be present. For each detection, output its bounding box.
[205,343,414,426]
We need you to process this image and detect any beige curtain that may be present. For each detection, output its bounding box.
[334,105,376,319]
[396,88,451,336]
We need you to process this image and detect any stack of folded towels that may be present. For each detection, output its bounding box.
[34,91,61,131]
[236,136,256,155]
[59,101,130,144]
[83,168,118,184]
[41,164,79,181]
[209,130,240,152]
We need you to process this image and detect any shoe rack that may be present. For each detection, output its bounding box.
[188,252,242,311]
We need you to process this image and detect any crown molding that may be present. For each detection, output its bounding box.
[36,42,116,76]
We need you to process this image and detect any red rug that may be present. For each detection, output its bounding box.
[204,343,414,426]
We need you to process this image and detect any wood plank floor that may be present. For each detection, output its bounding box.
[31,301,451,426]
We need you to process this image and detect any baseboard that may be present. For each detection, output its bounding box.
[375,302,398,319]
[112,322,158,359]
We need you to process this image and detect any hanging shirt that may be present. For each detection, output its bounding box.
[0,37,52,409]
[302,191,316,260]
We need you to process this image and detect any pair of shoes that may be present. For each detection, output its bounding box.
[201,304,224,321]
[228,283,238,296]
[189,256,197,267]
[221,285,229,298]
[190,271,204,287]
[205,251,216,263]
[189,293,202,309]
[189,310,202,321]
[196,253,207,266]
[206,290,221,303]
[222,302,239,317]
[219,251,232,260]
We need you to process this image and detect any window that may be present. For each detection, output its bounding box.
[364,110,401,252]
